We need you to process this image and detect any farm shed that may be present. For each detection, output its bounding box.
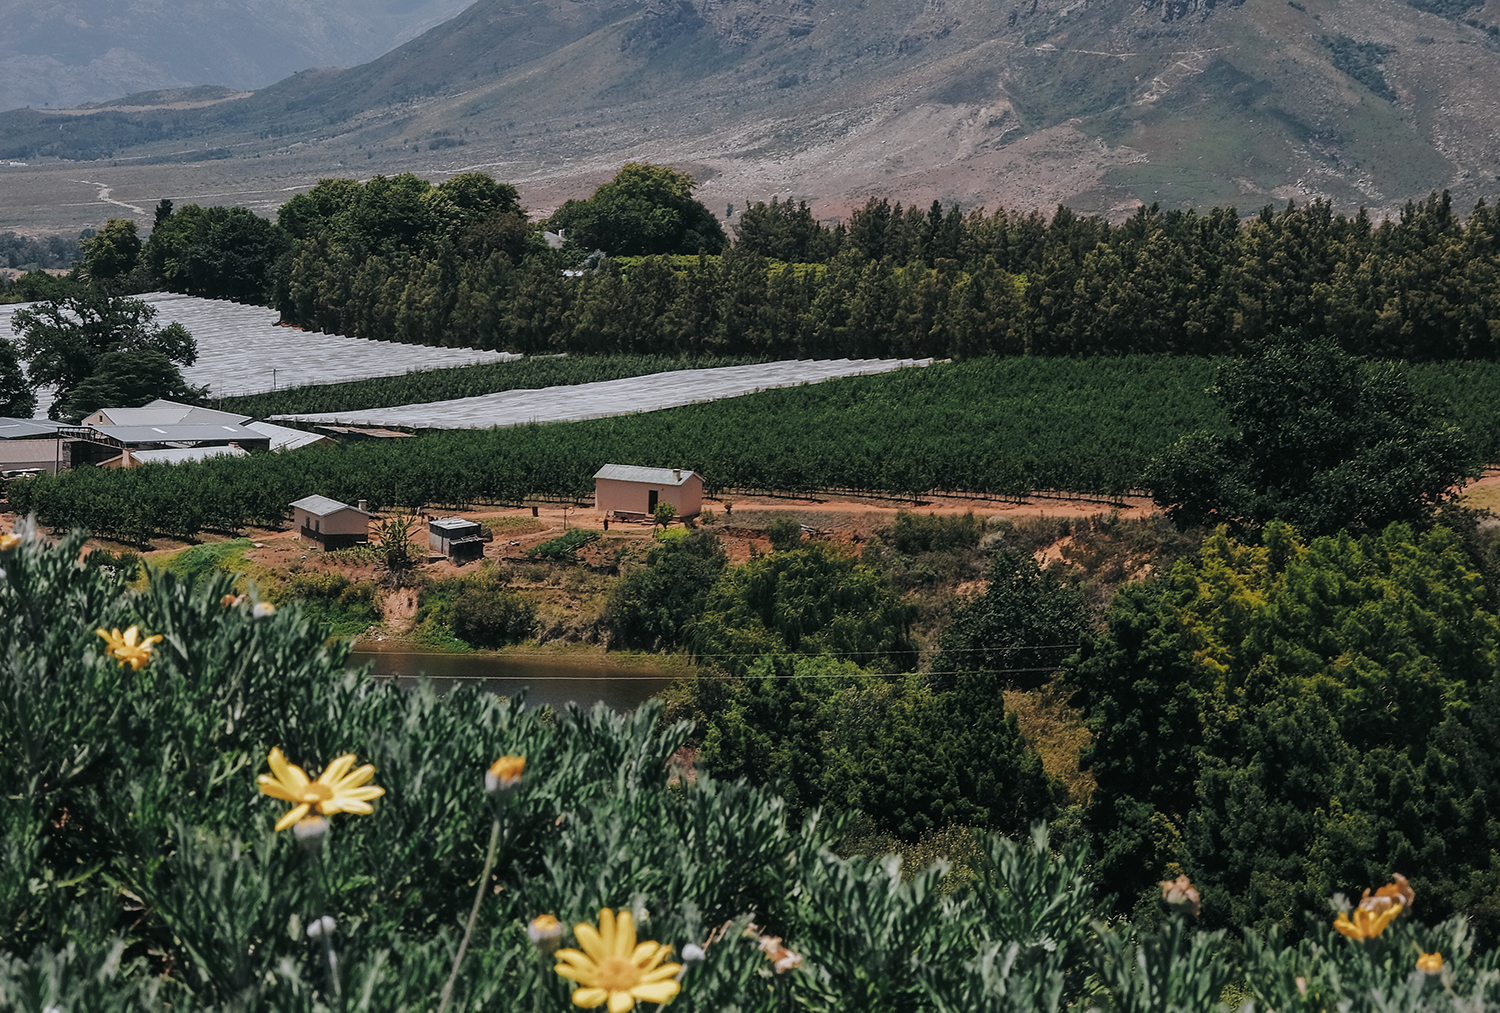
[594,464,702,519]
[68,422,271,466]
[81,400,250,428]
[428,517,485,562]
[0,418,74,475]
[290,494,371,550]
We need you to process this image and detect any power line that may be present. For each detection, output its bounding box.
[355,644,1081,661]
[372,666,1072,682]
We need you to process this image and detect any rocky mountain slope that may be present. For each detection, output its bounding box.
[3,0,1499,230]
[0,0,473,112]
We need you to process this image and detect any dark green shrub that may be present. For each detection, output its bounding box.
[765,514,802,552]
[527,528,600,561]
[452,585,538,647]
[605,530,727,651]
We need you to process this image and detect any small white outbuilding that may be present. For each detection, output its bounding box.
[593,464,703,519]
[290,495,371,550]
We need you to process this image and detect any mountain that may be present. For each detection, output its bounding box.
[4,0,1500,230]
[0,0,474,112]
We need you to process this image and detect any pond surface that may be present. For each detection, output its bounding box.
[350,643,679,711]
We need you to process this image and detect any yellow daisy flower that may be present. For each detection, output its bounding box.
[256,747,386,832]
[555,908,682,1012]
[1334,902,1403,941]
[1418,952,1443,975]
[0,530,20,551]
[96,625,164,671]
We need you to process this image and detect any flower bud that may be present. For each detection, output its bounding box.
[486,755,525,798]
[253,601,276,618]
[528,913,562,954]
[294,815,330,852]
[306,915,337,940]
[758,935,803,974]
[1418,952,1443,975]
[681,943,705,963]
[1160,874,1201,918]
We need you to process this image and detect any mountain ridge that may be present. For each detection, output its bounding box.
[0,0,476,112]
[3,0,1499,235]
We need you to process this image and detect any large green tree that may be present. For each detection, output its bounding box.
[146,204,291,302]
[605,530,728,651]
[51,350,208,423]
[934,548,1086,692]
[11,292,198,421]
[0,337,35,417]
[546,163,726,257]
[696,656,1061,840]
[1145,336,1476,535]
[689,540,916,675]
[1073,521,1500,938]
[78,218,141,290]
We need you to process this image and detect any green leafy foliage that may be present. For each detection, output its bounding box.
[764,514,802,552]
[692,656,1060,841]
[19,354,1500,545]
[9,524,1500,1008]
[271,571,384,638]
[451,577,538,648]
[0,335,35,417]
[10,291,199,422]
[527,528,600,561]
[0,231,80,272]
[150,174,1500,368]
[1073,521,1500,939]
[1146,338,1478,535]
[546,163,726,257]
[145,203,292,302]
[652,502,677,528]
[935,549,1087,692]
[1321,35,1398,102]
[78,218,142,289]
[734,197,841,263]
[691,541,916,676]
[605,530,727,651]
[51,348,209,422]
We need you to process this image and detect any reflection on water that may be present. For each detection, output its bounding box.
[350,645,678,711]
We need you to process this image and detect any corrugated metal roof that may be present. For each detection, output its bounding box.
[290,494,368,517]
[90,423,268,444]
[594,464,697,486]
[0,418,64,440]
[85,400,249,427]
[430,517,480,531]
[244,421,332,452]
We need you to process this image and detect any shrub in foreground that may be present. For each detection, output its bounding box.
[2,520,1499,1012]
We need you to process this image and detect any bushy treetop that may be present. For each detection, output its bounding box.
[546,162,726,257]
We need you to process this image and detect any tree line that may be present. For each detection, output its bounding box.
[43,163,1500,363]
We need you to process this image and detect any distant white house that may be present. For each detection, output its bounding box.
[593,464,703,518]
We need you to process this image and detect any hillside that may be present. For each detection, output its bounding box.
[0,0,474,112]
[3,0,1500,234]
